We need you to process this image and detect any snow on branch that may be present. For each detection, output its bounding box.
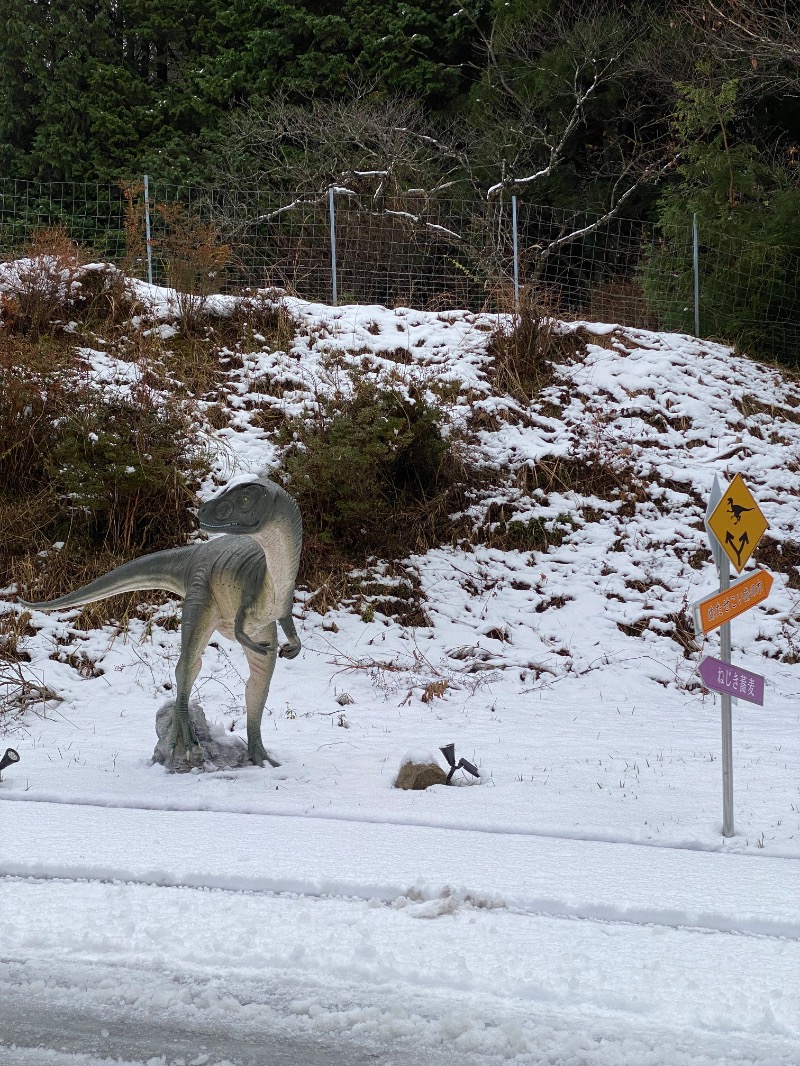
[487,71,602,199]
[532,155,681,263]
[253,187,357,224]
[252,189,463,242]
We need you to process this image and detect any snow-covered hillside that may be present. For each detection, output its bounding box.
[1,277,799,1065]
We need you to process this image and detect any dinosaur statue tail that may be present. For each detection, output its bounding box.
[19,546,196,611]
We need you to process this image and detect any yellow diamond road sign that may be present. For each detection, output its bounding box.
[707,473,768,573]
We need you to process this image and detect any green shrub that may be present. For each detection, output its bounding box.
[0,357,206,600]
[279,373,456,559]
[45,380,205,553]
[639,70,800,364]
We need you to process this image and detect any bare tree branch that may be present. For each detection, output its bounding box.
[684,0,800,94]
[487,70,604,197]
[705,0,800,63]
[473,3,678,206]
[535,153,682,265]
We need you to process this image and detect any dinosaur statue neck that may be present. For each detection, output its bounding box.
[248,487,302,609]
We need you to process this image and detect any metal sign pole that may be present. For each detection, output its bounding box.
[705,473,734,836]
[719,550,734,837]
[702,472,771,838]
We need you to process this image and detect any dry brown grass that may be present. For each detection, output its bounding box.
[0,608,63,724]
[487,289,589,402]
[488,290,559,400]
[617,608,699,660]
[0,258,207,627]
[756,537,800,589]
[149,295,296,403]
[8,547,178,631]
[226,293,296,353]
[0,655,62,726]
[586,277,660,331]
[1,227,138,339]
[0,610,36,662]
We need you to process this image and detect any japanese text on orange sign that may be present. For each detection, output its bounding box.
[695,569,773,635]
[703,576,764,625]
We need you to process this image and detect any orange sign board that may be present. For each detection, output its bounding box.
[693,569,773,636]
[707,473,768,573]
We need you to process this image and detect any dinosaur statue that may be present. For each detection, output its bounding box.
[20,476,302,768]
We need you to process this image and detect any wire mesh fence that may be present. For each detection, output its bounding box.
[0,179,130,260]
[1,177,799,362]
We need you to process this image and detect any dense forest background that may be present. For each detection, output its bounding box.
[2,0,799,210]
[2,0,800,361]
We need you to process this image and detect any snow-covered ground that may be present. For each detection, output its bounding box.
[1,279,799,1065]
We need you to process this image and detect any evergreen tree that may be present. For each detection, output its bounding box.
[200,0,483,108]
[0,0,47,177]
[641,65,800,362]
[0,0,487,184]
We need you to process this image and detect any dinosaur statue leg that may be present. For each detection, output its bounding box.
[169,593,218,761]
[242,622,280,767]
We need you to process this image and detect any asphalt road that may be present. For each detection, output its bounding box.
[0,956,459,1066]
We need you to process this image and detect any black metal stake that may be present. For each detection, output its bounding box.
[0,748,20,779]
[440,744,479,784]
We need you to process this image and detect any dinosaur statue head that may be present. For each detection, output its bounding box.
[198,478,286,535]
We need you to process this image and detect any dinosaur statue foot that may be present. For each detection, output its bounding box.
[168,712,203,766]
[248,737,281,768]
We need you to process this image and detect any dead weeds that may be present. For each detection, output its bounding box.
[756,536,800,589]
[616,608,698,659]
[487,290,584,401]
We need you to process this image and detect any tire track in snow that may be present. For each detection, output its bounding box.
[3,792,799,859]
[0,869,796,942]
[2,884,799,1066]
[3,801,798,942]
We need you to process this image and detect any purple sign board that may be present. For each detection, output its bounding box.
[699,656,765,706]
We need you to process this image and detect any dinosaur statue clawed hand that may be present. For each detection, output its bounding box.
[20,477,303,769]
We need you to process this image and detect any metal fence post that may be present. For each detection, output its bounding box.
[692,212,700,337]
[328,187,338,307]
[143,175,153,286]
[512,195,520,310]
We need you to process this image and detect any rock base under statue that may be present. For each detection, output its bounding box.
[153,701,250,773]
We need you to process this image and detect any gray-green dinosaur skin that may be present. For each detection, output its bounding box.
[20,477,302,768]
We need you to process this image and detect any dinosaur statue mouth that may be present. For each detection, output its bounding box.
[200,517,262,531]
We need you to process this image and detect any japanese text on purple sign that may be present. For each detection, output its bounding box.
[716,666,758,697]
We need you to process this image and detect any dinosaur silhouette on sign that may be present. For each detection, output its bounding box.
[725,529,749,568]
[726,498,754,524]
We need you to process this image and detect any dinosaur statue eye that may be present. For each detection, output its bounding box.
[239,493,254,511]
